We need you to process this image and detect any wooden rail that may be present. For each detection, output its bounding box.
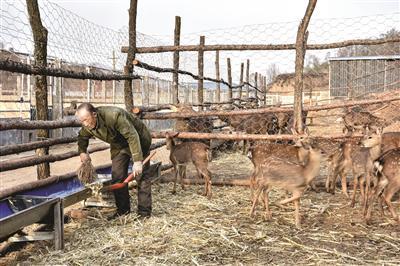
[121,37,400,54]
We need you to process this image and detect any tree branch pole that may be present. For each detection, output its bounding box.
[239,62,244,100]
[139,96,400,119]
[246,59,250,98]
[0,119,80,130]
[198,36,205,109]
[0,145,110,172]
[215,51,221,102]
[122,37,400,53]
[26,0,50,179]
[293,0,317,133]
[0,137,78,156]
[131,59,263,94]
[0,60,141,80]
[227,58,232,100]
[124,0,138,112]
[172,16,181,104]
[151,131,363,141]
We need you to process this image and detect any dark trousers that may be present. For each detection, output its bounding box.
[111,151,152,216]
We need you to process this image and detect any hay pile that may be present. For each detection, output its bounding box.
[77,159,98,184]
[5,186,399,264]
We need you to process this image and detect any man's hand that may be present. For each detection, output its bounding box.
[80,153,91,163]
[133,161,143,177]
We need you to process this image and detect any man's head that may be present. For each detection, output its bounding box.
[76,103,97,129]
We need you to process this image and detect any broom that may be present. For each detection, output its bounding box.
[77,157,98,184]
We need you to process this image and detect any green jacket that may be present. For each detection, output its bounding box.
[77,106,152,161]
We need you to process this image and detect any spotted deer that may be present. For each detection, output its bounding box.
[249,143,322,228]
[365,148,400,224]
[165,132,212,199]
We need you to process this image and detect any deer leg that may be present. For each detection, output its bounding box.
[382,184,400,223]
[172,164,178,194]
[279,190,302,206]
[250,187,263,217]
[294,198,301,229]
[363,174,371,215]
[181,165,187,190]
[262,187,272,220]
[341,172,349,198]
[196,164,212,199]
[350,173,359,208]
[359,175,366,211]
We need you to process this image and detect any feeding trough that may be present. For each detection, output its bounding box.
[0,174,92,250]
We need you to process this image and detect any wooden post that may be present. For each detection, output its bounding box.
[26,0,50,179]
[156,78,160,105]
[53,199,64,250]
[198,36,205,109]
[246,59,250,98]
[172,16,181,104]
[239,62,244,100]
[254,71,258,103]
[227,58,232,100]
[293,0,317,133]
[258,73,263,104]
[124,0,138,111]
[86,67,91,102]
[27,57,32,104]
[215,51,220,103]
[263,76,267,106]
[52,59,63,138]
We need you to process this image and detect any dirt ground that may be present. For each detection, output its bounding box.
[1,98,399,264]
[1,152,399,265]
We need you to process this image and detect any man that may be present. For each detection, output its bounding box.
[76,103,152,219]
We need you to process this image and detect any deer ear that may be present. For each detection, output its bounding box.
[171,132,179,138]
[376,127,383,135]
[304,127,310,136]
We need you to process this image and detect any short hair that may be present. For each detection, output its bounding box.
[77,103,97,113]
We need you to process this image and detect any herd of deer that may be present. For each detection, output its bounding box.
[164,105,400,228]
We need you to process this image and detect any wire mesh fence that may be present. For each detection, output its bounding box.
[0,1,399,144]
[1,1,399,110]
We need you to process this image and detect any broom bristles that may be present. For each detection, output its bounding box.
[77,159,98,184]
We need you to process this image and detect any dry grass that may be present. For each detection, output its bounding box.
[2,152,399,265]
[76,159,98,184]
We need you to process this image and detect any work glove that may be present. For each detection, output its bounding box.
[133,161,143,177]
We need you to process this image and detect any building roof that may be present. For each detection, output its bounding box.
[328,55,400,61]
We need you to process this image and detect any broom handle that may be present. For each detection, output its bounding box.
[104,151,157,191]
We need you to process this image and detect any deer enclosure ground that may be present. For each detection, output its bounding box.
[2,152,399,265]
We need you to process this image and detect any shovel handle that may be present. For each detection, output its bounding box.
[102,151,157,192]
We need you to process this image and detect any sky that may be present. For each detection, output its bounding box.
[51,0,400,35]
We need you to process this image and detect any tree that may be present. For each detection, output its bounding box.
[337,28,400,57]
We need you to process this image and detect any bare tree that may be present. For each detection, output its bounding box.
[26,0,50,179]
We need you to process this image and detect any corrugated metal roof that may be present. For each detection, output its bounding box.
[328,55,400,61]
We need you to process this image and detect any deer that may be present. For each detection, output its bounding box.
[326,131,400,197]
[365,148,400,224]
[165,132,212,199]
[248,134,313,199]
[342,108,388,134]
[326,129,384,214]
[249,141,322,228]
